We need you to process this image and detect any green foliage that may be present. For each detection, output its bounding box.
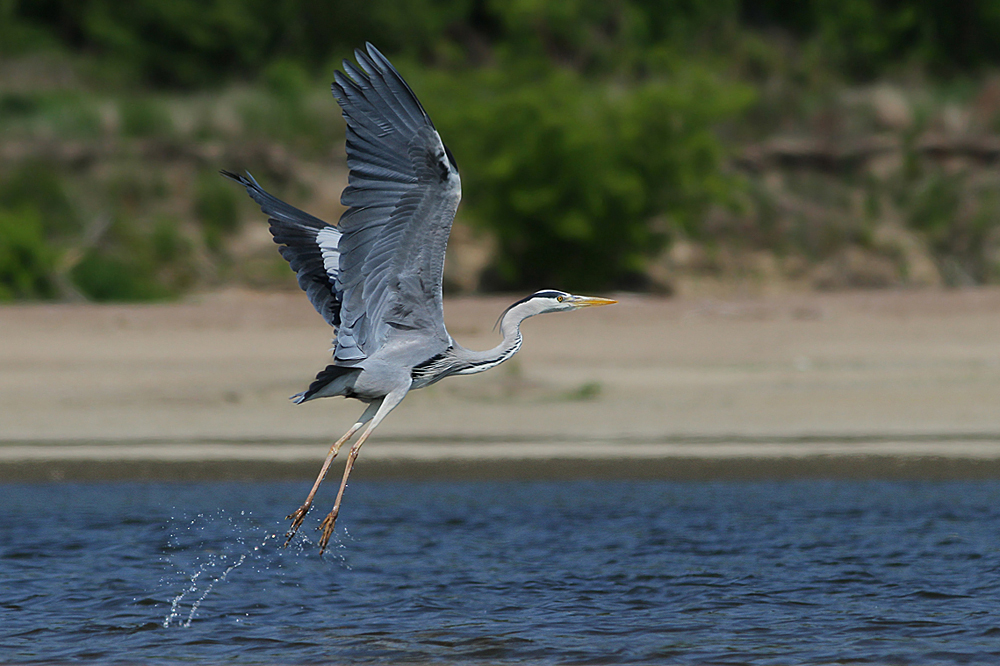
[119,97,173,138]
[741,0,1000,79]
[0,161,80,238]
[7,0,473,86]
[69,215,192,302]
[0,206,57,300]
[18,0,277,87]
[0,92,103,140]
[105,169,168,214]
[0,0,60,54]
[151,216,188,263]
[12,0,1000,88]
[902,170,1000,285]
[238,60,332,149]
[428,63,752,290]
[8,0,1000,298]
[907,172,963,237]
[194,172,240,253]
[262,59,309,102]
[70,251,173,301]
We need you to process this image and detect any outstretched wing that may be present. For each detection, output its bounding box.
[221,170,343,328]
[330,43,462,364]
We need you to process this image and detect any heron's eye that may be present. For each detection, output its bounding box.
[557,295,564,302]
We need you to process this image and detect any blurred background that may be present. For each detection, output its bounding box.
[5,0,1000,302]
[7,8,1000,656]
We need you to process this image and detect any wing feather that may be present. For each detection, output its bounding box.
[366,47,428,130]
[329,43,461,365]
[354,52,421,135]
[224,44,461,369]
[220,170,343,328]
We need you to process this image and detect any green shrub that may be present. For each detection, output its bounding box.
[0,93,42,119]
[0,161,79,238]
[239,64,332,150]
[151,216,187,263]
[119,97,173,138]
[105,170,167,214]
[0,206,57,300]
[902,170,1000,285]
[425,64,752,290]
[194,172,240,253]
[0,91,103,140]
[68,216,190,302]
[70,250,173,301]
[262,59,309,103]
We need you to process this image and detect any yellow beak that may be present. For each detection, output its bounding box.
[569,295,617,308]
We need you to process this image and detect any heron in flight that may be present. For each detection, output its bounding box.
[223,44,615,553]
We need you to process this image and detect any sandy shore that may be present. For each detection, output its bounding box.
[3,287,1000,479]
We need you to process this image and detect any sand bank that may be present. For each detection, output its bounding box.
[3,288,1000,479]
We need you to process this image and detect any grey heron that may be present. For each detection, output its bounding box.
[222,43,616,553]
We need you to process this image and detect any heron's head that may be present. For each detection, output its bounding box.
[497,289,616,330]
[530,289,617,314]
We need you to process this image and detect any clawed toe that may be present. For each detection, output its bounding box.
[284,504,311,546]
[318,510,339,554]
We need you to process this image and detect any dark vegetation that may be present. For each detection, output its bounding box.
[4,0,1000,300]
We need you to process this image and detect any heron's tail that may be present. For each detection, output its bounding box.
[292,364,362,403]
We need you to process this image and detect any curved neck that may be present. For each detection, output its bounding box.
[453,301,532,375]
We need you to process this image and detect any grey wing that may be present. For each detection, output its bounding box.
[330,43,462,364]
[221,170,343,328]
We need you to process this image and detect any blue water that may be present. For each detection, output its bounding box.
[3,479,1000,663]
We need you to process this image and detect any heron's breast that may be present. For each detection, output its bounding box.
[349,360,413,400]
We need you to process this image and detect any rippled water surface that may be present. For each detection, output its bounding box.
[3,479,1000,663]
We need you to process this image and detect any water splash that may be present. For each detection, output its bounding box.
[180,552,245,627]
[160,506,360,627]
[161,510,278,628]
[163,568,204,628]
[283,520,354,569]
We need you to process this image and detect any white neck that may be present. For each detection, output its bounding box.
[452,299,543,375]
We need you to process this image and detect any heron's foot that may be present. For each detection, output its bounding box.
[318,508,339,554]
[283,503,311,547]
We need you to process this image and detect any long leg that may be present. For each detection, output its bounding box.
[318,387,409,553]
[284,400,382,546]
